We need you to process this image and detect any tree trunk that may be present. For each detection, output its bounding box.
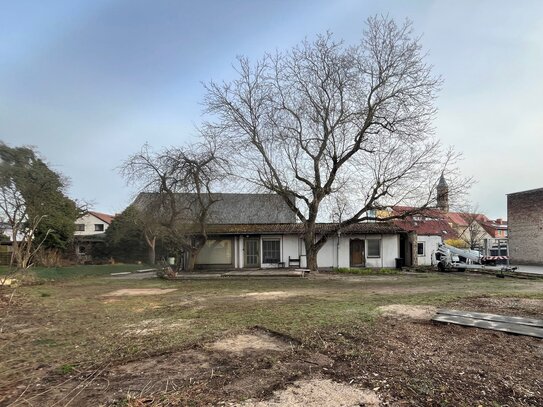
[186,250,197,272]
[147,241,156,265]
[144,232,156,265]
[304,234,319,272]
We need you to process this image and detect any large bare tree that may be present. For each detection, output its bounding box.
[202,16,464,271]
[120,142,227,271]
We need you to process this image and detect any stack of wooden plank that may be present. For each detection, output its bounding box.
[432,309,543,339]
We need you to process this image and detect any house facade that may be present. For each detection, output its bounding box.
[133,192,410,270]
[194,223,404,270]
[74,211,114,260]
[507,187,543,265]
[393,214,458,266]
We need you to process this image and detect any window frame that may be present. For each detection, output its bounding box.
[417,241,425,256]
[75,224,85,232]
[366,239,381,258]
[94,224,104,232]
[262,238,281,264]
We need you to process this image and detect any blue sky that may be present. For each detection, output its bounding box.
[1,0,542,218]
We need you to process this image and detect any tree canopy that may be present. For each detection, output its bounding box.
[202,16,466,270]
[0,143,79,267]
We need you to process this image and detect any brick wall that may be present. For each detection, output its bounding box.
[507,188,543,265]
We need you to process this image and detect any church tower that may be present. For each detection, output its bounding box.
[436,173,449,212]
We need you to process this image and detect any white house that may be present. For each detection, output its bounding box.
[74,212,113,236]
[74,211,114,259]
[134,193,411,270]
[195,223,404,270]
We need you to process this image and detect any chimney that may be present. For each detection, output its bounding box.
[496,218,502,224]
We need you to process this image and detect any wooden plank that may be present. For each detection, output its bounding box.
[432,314,543,339]
[437,309,543,328]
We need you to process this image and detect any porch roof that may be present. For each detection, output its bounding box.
[205,222,404,235]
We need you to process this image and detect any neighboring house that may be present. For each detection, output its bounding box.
[74,211,114,260]
[134,193,410,270]
[393,213,458,266]
[479,218,508,239]
[383,174,509,264]
[507,187,543,265]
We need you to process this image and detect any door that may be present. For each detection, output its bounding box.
[350,239,365,267]
[244,238,260,268]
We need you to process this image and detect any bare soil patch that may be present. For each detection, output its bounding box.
[123,318,192,336]
[377,304,437,320]
[239,378,380,406]
[101,288,177,296]
[237,291,299,300]
[209,332,289,353]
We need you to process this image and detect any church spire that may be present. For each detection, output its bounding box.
[437,173,449,212]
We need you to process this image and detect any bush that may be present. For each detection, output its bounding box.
[34,249,75,268]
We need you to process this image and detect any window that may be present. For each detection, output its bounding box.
[76,224,85,231]
[78,245,86,254]
[94,224,104,232]
[417,242,425,256]
[262,239,281,263]
[196,239,232,265]
[367,239,381,257]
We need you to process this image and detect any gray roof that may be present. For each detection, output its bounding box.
[205,222,404,235]
[133,193,296,224]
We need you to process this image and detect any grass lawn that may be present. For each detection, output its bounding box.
[1,266,542,406]
[0,263,145,280]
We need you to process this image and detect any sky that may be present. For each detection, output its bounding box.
[1,0,542,219]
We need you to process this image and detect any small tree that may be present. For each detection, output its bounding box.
[202,16,465,271]
[120,142,227,271]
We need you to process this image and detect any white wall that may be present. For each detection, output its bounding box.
[74,214,110,236]
[224,233,401,269]
[316,234,399,269]
[417,235,442,266]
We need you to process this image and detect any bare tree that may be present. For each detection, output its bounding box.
[0,181,52,270]
[456,204,490,250]
[120,142,227,271]
[202,16,466,271]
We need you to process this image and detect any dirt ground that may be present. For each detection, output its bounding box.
[4,302,543,406]
[1,272,543,406]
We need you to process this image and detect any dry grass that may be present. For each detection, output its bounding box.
[0,267,542,405]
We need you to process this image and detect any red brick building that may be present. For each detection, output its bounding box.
[507,187,543,265]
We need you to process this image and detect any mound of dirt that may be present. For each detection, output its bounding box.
[209,332,289,353]
[378,304,437,320]
[239,379,380,407]
[101,288,177,296]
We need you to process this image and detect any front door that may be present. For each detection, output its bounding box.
[350,239,365,267]
[244,238,260,268]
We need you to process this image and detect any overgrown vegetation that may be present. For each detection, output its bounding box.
[0,143,82,269]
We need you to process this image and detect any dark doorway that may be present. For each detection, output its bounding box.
[350,239,365,267]
[244,238,260,268]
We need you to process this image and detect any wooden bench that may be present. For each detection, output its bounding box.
[288,256,300,268]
